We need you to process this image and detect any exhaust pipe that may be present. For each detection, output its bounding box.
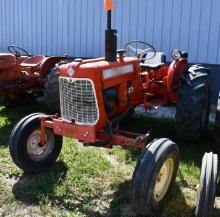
[105,10,117,62]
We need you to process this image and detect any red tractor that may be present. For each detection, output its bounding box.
[9,1,211,216]
[0,45,68,111]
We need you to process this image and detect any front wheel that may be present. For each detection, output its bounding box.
[195,152,218,217]
[131,138,179,216]
[9,113,62,174]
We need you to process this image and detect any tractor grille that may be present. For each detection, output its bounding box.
[59,77,99,125]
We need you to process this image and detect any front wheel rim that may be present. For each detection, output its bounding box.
[153,158,174,202]
[27,129,54,161]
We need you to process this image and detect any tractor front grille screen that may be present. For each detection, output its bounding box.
[59,77,99,125]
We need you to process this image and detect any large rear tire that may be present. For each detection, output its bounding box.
[175,65,211,141]
[131,138,179,216]
[44,66,60,114]
[9,113,63,174]
[195,152,218,217]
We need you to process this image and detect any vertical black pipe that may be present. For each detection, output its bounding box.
[107,10,111,29]
[105,10,117,62]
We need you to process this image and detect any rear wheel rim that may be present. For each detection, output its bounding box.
[153,158,174,202]
[27,129,54,161]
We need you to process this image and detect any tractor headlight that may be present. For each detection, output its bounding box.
[171,49,182,60]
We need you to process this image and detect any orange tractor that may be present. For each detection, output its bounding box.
[9,1,211,216]
[0,45,68,111]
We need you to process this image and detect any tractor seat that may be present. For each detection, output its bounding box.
[20,55,45,67]
[140,52,166,70]
[0,53,16,69]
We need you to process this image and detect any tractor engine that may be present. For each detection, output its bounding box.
[58,55,144,131]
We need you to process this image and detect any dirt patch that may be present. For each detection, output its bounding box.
[105,154,119,166]
[1,175,18,187]
[1,173,38,189]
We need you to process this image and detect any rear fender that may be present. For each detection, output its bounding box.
[39,56,66,78]
[166,58,188,91]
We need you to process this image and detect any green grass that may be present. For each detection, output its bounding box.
[0,102,219,217]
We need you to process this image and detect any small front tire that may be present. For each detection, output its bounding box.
[9,113,63,174]
[195,152,218,217]
[131,138,179,216]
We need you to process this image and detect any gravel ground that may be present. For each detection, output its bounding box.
[135,105,216,123]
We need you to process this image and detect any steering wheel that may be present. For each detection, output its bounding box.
[125,40,156,61]
[8,45,30,57]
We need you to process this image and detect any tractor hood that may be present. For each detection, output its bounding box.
[58,57,139,80]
